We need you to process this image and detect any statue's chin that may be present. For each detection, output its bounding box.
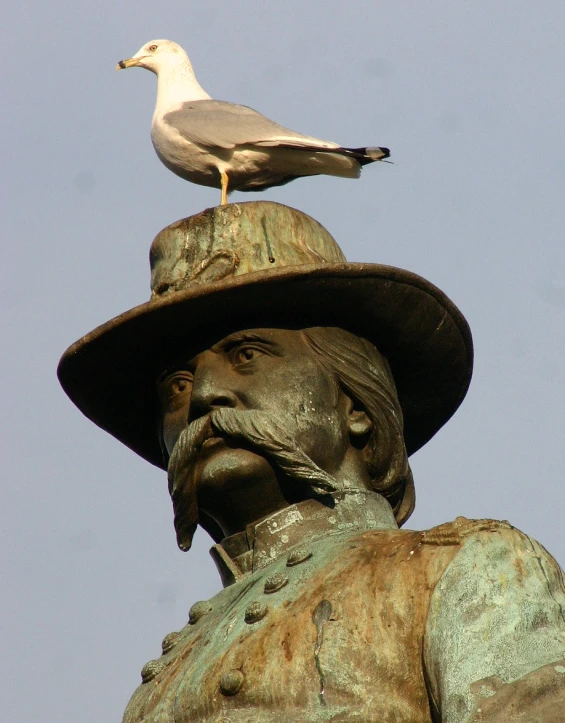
[195,446,284,534]
[196,445,275,496]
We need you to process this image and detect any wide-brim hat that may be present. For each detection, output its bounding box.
[58,201,472,485]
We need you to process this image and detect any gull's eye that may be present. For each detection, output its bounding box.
[148,44,158,52]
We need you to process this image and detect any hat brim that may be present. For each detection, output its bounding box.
[57,263,473,469]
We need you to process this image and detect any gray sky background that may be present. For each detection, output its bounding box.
[2,2,564,720]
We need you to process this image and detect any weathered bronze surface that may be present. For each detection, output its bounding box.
[57,202,565,721]
[120,496,565,722]
[57,202,473,468]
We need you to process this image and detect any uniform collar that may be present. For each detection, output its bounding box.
[210,490,398,587]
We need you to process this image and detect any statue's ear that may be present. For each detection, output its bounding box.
[348,410,372,437]
[345,396,372,437]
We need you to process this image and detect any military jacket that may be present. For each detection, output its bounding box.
[123,492,565,722]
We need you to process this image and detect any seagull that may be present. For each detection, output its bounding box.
[117,39,390,206]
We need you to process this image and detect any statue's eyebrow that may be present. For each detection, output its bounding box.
[210,331,280,354]
[156,366,194,385]
[158,333,282,379]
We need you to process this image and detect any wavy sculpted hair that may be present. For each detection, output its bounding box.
[301,327,415,526]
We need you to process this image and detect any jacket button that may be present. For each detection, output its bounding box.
[141,659,167,683]
[161,631,181,654]
[286,548,312,567]
[244,600,268,623]
[264,572,289,594]
[189,600,212,624]
[220,670,244,696]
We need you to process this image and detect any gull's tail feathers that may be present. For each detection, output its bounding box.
[274,141,390,164]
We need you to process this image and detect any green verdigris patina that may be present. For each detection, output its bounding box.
[119,495,565,722]
[58,202,565,721]
[149,201,346,297]
[425,519,565,721]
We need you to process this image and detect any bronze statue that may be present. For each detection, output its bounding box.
[58,202,565,722]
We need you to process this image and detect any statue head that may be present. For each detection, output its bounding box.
[57,202,472,549]
[159,326,414,550]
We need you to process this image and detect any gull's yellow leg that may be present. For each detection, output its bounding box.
[220,171,229,206]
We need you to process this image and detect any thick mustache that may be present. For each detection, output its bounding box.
[169,407,340,497]
[214,408,340,494]
[167,414,213,496]
[167,407,340,552]
[166,414,212,551]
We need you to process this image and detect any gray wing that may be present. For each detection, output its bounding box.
[163,99,339,150]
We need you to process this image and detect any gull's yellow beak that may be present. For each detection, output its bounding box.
[116,57,142,71]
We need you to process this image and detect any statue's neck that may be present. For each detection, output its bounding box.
[210,490,398,587]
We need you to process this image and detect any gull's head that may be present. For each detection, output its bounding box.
[116,39,190,75]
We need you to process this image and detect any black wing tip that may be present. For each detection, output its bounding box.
[346,146,391,164]
[364,146,390,161]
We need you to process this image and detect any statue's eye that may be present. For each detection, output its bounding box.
[148,44,158,52]
[158,370,193,415]
[233,346,260,365]
[171,377,189,394]
[163,372,193,398]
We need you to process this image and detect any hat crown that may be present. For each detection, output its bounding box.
[149,201,346,298]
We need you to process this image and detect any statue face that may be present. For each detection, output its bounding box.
[159,328,371,537]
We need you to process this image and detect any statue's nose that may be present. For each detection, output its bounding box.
[188,356,238,420]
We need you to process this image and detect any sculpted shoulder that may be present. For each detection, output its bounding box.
[424,517,565,723]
